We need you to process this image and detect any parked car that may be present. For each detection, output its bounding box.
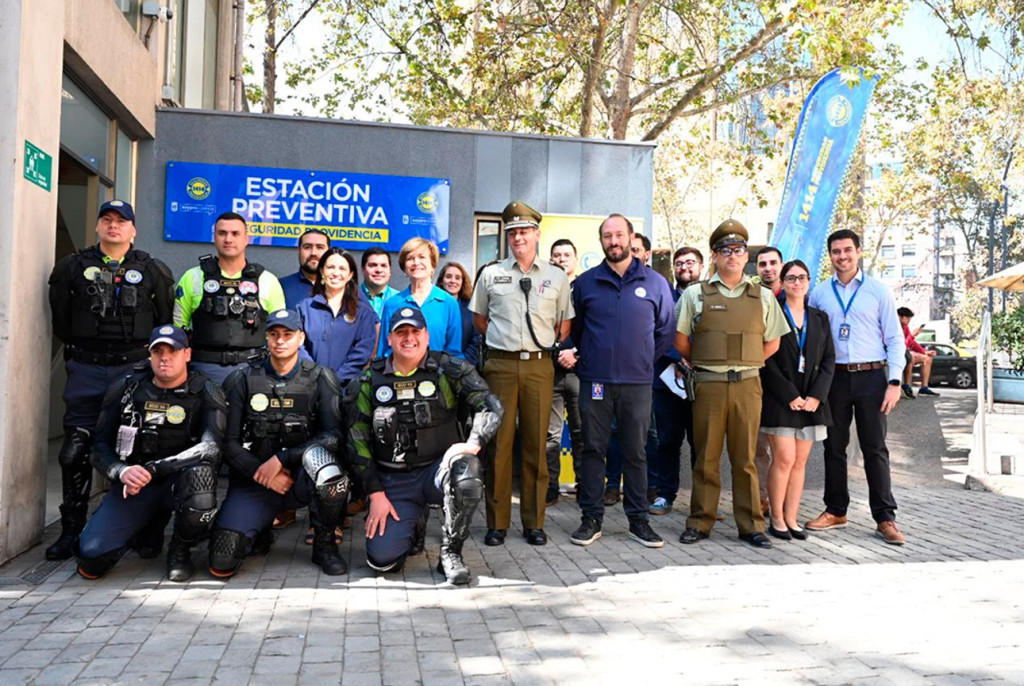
[912,343,977,389]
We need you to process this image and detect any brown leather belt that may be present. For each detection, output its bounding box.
[835,362,884,372]
[487,349,548,361]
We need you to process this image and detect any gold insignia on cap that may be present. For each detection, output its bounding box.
[160,326,174,335]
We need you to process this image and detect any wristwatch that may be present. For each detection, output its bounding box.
[888,379,900,386]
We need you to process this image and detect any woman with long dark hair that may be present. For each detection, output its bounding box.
[296,247,378,383]
[759,259,835,541]
[436,261,482,365]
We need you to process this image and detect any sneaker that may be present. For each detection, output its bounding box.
[571,517,602,546]
[649,497,671,516]
[603,487,621,506]
[917,386,940,397]
[876,521,906,545]
[901,384,915,399]
[628,520,664,548]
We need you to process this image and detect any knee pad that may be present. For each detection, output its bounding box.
[303,445,342,486]
[208,528,247,577]
[366,552,407,574]
[177,465,217,511]
[451,456,484,505]
[58,428,92,468]
[75,542,122,580]
[176,505,216,537]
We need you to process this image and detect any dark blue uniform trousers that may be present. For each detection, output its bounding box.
[215,467,316,542]
[78,477,177,559]
[63,360,136,429]
[366,461,444,566]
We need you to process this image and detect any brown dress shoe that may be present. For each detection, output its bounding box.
[272,509,297,529]
[805,512,848,531]
[876,521,906,545]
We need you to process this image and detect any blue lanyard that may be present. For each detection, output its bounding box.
[783,302,807,354]
[831,278,861,320]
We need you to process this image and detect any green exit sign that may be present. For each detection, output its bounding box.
[24,140,52,191]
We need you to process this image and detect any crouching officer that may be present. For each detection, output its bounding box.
[76,325,226,582]
[347,306,503,585]
[48,199,175,560]
[209,309,350,577]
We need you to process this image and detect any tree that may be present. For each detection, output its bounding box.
[246,0,323,113]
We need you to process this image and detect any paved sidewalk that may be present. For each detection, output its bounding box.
[1,478,1023,685]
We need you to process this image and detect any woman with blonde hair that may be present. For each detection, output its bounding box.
[377,237,462,358]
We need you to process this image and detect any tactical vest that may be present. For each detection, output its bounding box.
[68,247,157,346]
[243,360,320,456]
[190,256,268,350]
[367,352,461,470]
[119,371,207,464]
[690,280,766,368]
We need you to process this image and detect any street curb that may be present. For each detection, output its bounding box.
[964,472,1024,498]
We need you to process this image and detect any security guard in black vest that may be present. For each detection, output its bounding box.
[76,325,226,581]
[47,200,175,560]
[347,306,503,585]
[210,309,349,577]
[173,212,286,385]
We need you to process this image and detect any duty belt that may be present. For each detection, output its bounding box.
[65,346,148,366]
[191,347,266,365]
[694,368,760,383]
[487,350,548,361]
[834,362,885,372]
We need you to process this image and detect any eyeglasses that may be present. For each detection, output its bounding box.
[674,259,699,267]
[715,246,747,257]
[783,274,809,283]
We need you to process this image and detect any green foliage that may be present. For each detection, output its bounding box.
[992,304,1024,371]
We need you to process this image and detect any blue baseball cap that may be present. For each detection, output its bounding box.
[98,199,135,223]
[149,325,190,350]
[267,309,303,332]
[389,306,427,332]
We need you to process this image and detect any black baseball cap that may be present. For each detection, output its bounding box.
[267,309,303,332]
[99,200,135,223]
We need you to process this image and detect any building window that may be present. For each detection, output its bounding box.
[881,266,896,279]
[902,265,916,278]
[113,0,141,32]
[902,244,916,257]
[880,244,896,259]
[61,76,113,175]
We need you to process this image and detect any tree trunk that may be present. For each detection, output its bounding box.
[608,0,647,140]
[263,0,277,113]
[580,0,615,138]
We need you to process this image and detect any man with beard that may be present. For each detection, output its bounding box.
[569,214,675,548]
[676,221,788,549]
[280,229,331,308]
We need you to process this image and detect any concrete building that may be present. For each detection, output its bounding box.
[0,0,237,564]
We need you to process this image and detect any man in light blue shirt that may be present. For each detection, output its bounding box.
[806,229,907,545]
[360,248,400,318]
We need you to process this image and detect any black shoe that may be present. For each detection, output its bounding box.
[545,487,560,507]
[768,524,792,541]
[679,527,709,545]
[249,526,273,556]
[166,541,196,583]
[918,386,940,396]
[739,532,773,549]
[524,529,548,546]
[311,528,348,576]
[409,509,429,556]
[570,517,602,546]
[603,487,621,506]
[45,529,79,561]
[628,520,664,548]
[788,526,809,541]
[484,529,506,546]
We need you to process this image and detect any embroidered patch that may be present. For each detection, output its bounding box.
[375,386,394,402]
[418,380,436,397]
[125,270,143,284]
[203,279,220,293]
[165,406,186,424]
[250,393,269,412]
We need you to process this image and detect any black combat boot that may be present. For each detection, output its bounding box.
[46,504,87,561]
[166,532,197,582]
[311,527,348,576]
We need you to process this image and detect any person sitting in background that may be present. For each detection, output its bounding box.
[898,307,939,398]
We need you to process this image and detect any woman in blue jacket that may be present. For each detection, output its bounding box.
[296,248,379,384]
[436,261,481,365]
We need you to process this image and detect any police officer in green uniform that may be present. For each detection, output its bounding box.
[174,212,286,385]
[347,306,503,584]
[675,220,789,549]
[47,200,175,560]
[469,201,573,547]
[76,325,226,582]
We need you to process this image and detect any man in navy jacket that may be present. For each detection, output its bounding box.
[569,214,675,548]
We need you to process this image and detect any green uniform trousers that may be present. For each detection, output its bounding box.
[687,375,766,536]
[483,356,554,530]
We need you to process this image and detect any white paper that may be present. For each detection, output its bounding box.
[659,364,689,400]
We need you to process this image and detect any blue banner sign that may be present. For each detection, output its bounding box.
[164,161,450,253]
[770,68,877,279]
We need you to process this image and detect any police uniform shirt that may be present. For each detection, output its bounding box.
[676,273,790,373]
[469,256,574,352]
[173,265,287,329]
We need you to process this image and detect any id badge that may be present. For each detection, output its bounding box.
[838,323,851,341]
[115,426,138,460]
[591,383,604,401]
[797,354,806,373]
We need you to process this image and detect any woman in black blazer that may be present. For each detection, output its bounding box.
[760,260,835,541]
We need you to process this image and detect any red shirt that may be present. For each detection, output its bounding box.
[902,323,927,355]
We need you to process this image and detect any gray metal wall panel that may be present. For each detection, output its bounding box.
[509,138,549,211]
[547,141,582,214]
[474,136,512,214]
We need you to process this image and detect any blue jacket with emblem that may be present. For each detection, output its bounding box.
[571,258,676,385]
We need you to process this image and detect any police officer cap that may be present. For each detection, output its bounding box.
[709,219,749,251]
[502,201,542,231]
[267,309,303,332]
[148,325,190,351]
[389,306,427,332]
[98,199,136,223]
